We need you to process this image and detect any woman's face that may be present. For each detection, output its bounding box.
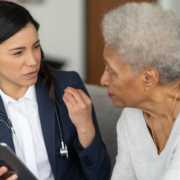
[101,46,144,108]
[0,23,41,89]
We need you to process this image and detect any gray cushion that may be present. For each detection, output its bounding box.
[85,84,123,175]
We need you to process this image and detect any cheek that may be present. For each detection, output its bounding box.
[109,77,136,107]
[0,58,20,71]
[0,56,25,80]
[34,49,41,64]
[110,76,128,95]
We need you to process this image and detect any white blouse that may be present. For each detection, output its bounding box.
[0,86,54,180]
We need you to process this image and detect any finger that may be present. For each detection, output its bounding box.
[65,87,85,104]
[0,167,7,176]
[7,174,18,180]
[63,95,73,110]
[77,89,92,105]
[63,92,77,107]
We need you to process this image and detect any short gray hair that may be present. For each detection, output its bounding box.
[101,2,180,84]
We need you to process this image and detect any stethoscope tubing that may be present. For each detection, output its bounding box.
[0,97,68,160]
[0,112,12,128]
[52,99,64,142]
[0,112,25,162]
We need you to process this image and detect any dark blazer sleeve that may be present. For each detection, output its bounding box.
[72,71,111,180]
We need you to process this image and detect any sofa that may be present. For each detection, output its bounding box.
[85,84,123,177]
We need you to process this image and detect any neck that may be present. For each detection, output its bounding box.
[0,82,28,100]
[137,82,180,121]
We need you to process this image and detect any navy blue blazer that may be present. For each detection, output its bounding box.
[0,71,111,180]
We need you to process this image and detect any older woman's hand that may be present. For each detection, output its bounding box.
[63,87,96,148]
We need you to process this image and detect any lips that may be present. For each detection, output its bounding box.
[24,70,38,78]
[25,70,37,75]
[108,92,115,97]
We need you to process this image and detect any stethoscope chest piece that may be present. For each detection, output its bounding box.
[60,142,68,159]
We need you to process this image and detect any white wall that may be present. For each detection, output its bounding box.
[19,0,86,81]
[157,0,180,19]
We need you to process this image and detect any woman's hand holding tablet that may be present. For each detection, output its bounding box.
[0,166,18,180]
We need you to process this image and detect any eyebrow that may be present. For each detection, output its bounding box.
[9,40,40,51]
[103,58,114,71]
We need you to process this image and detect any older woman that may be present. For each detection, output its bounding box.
[100,2,180,180]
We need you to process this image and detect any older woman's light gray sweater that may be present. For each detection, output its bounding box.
[111,108,180,180]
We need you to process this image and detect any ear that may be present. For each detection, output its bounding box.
[143,68,159,91]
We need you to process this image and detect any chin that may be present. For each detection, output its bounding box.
[22,77,38,87]
[29,79,38,86]
[111,99,126,109]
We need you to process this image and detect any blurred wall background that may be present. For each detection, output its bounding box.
[157,0,180,19]
[18,0,86,81]
[17,0,180,84]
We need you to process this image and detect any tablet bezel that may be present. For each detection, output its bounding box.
[0,143,38,180]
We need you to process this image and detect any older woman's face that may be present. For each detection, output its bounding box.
[101,46,144,108]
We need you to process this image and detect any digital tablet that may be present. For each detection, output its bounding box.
[0,143,38,180]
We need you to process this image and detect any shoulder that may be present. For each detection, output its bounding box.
[51,70,80,78]
[118,108,142,126]
[51,70,80,83]
[50,70,83,89]
[117,107,143,137]
[116,108,143,152]
[50,70,89,99]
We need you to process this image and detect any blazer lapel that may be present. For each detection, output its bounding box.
[35,74,56,177]
[0,96,15,152]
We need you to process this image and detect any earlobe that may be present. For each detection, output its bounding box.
[143,68,159,91]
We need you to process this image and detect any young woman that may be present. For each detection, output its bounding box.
[0,1,110,180]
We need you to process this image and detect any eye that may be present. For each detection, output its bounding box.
[34,44,40,49]
[106,68,112,76]
[13,51,22,56]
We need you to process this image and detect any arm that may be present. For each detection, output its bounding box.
[111,110,136,180]
[63,72,111,180]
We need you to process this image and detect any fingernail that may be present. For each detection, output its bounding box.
[12,175,18,180]
[1,166,7,172]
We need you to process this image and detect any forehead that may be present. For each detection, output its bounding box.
[103,46,119,61]
[0,23,38,48]
[103,46,128,71]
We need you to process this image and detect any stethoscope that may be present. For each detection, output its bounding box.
[0,98,68,162]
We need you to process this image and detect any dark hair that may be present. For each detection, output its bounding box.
[0,0,57,102]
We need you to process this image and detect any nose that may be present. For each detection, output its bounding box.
[25,52,38,67]
[100,69,109,87]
